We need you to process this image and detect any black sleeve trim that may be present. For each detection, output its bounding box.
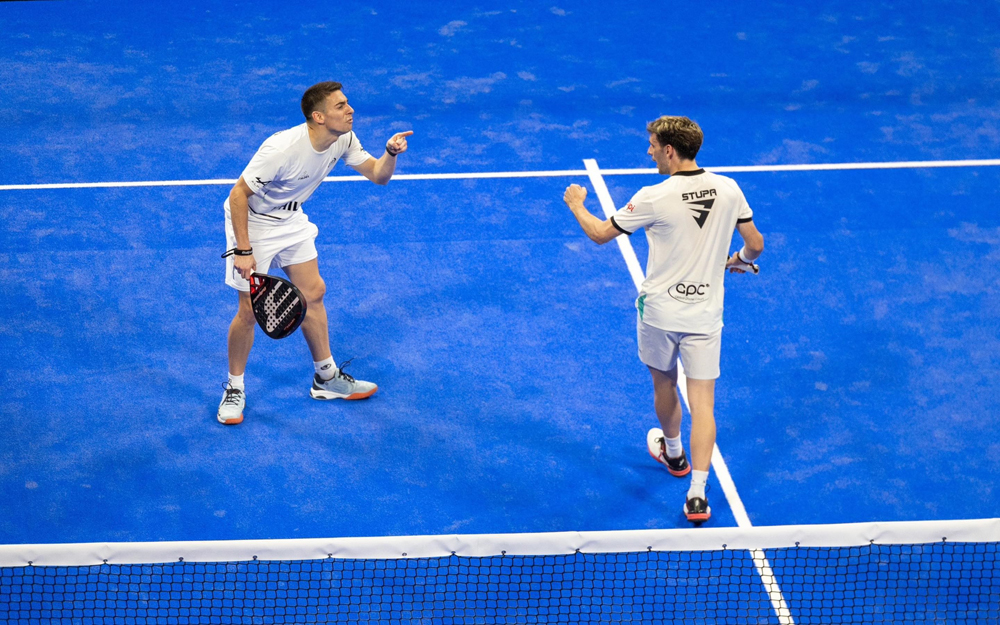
[610,216,633,236]
[737,217,754,224]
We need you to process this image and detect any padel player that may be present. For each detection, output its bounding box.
[218,81,412,425]
[563,116,764,524]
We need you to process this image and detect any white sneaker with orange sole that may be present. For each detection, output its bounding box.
[217,385,245,425]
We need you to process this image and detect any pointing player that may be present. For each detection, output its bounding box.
[563,116,764,524]
[218,81,413,425]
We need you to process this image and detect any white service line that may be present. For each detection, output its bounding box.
[583,158,795,625]
[599,157,1000,175]
[2,158,998,191]
[0,170,591,191]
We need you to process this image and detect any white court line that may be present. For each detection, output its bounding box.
[0,170,589,191]
[1,158,999,191]
[584,158,794,625]
[600,158,1000,175]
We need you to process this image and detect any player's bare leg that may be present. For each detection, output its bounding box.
[283,259,377,400]
[683,377,716,523]
[228,291,256,376]
[685,378,716,472]
[646,366,691,477]
[650,366,682,438]
[282,259,332,362]
[219,291,255,425]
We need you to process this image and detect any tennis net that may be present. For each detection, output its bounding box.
[1,518,997,623]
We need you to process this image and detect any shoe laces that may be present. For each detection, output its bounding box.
[335,358,357,383]
[221,384,243,406]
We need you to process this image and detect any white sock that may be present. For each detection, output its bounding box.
[228,373,245,391]
[687,470,709,500]
[314,357,337,381]
[664,434,684,459]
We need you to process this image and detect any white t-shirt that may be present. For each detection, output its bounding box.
[224,123,373,226]
[610,169,754,334]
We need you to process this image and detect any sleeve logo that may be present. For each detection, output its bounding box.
[625,202,636,212]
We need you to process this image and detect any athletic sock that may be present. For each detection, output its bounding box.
[228,373,245,391]
[687,470,709,500]
[314,357,337,381]
[664,434,684,459]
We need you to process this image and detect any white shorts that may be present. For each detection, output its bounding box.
[225,217,319,292]
[637,317,722,380]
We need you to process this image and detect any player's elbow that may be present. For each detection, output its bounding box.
[590,221,620,245]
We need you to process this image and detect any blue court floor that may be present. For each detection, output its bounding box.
[1,0,998,545]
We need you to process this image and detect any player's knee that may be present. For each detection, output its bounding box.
[235,294,256,326]
[237,309,256,327]
[302,279,326,304]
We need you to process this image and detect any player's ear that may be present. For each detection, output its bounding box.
[310,110,324,124]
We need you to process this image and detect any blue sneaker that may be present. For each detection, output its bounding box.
[309,360,378,400]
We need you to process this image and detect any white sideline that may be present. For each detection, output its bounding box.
[583,158,794,624]
[1,158,998,191]
[0,518,995,567]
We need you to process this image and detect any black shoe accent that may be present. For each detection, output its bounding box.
[665,450,690,475]
[686,497,708,514]
[685,496,711,524]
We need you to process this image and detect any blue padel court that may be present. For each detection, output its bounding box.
[1,0,999,547]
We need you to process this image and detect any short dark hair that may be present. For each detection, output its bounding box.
[301,81,343,121]
[646,116,703,160]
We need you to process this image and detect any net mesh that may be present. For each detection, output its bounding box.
[2,541,997,623]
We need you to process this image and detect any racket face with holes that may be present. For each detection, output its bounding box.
[248,273,307,339]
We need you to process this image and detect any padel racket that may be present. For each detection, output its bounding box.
[249,273,307,339]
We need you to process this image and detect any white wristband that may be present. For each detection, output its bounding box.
[737,248,753,264]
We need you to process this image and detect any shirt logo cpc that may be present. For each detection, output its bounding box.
[669,282,711,303]
[682,189,716,228]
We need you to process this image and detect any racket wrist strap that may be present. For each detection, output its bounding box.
[737,248,754,264]
[222,247,254,258]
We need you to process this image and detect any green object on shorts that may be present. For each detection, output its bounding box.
[637,294,646,320]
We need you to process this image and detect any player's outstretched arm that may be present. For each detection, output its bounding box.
[353,131,414,185]
[726,219,764,274]
[563,184,621,245]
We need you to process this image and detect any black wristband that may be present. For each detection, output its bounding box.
[385,143,401,157]
[221,247,253,258]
